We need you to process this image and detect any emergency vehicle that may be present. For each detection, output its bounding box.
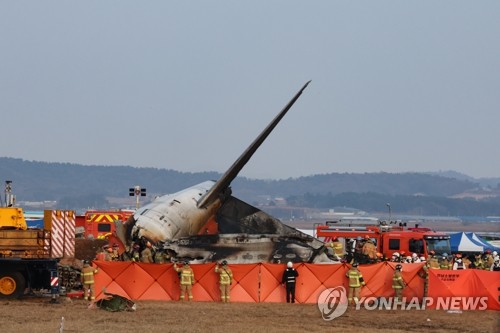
[315,220,451,259]
[80,210,134,239]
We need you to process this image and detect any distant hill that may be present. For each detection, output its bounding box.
[1,157,499,216]
[427,170,500,187]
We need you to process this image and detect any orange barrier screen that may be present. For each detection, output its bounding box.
[93,262,500,310]
[428,269,500,311]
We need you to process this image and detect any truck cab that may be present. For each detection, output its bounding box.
[379,226,451,257]
[84,210,134,239]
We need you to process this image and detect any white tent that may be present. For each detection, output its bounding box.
[449,232,484,252]
[466,232,500,252]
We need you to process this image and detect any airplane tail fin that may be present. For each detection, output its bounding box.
[197,80,311,208]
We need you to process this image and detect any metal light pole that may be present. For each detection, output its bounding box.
[386,203,392,221]
[129,185,146,209]
[4,180,14,207]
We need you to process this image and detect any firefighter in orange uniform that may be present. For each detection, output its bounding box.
[345,262,365,305]
[174,261,195,301]
[81,260,99,308]
[392,264,406,302]
[215,260,233,302]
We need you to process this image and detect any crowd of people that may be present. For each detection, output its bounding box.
[328,235,500,271]
[94,236,500,273]
[387,249,500,271]
[332,236,500,305]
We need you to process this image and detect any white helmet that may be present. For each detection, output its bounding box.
[406,256,412,261]
[412,253,418,258]
[287,261,293,268]
[420,256,426,262]
[493,251,498,256]
[393,252,400,257]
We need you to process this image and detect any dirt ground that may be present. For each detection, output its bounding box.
[1,298,498,333]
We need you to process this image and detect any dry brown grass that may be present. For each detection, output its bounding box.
[1,297,498,333]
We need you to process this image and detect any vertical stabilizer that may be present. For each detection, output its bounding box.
[197,81,311,208]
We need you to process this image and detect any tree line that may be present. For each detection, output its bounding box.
[1,157,499,216]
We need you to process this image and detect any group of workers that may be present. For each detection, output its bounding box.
[95,241,173,264]
[329,235,500,271]
[406,249,500,271]
[329,235,385,264]
[344,261,406,305]
[81,253,498,308]
[80,238,498,308]
[344,249,500,306]
[172,260,234,302]
[80,257,299,306]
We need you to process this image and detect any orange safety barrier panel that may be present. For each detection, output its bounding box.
[389,262,425,300]
[227,264,260,302]
[94,262,179,301]
[290,263,347,303]
[92,261,499,310]
[428,269,500,310]
[259,263,286,302]
[94,262,261,302]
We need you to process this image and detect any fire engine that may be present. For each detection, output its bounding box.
[79,210,134,239]
[315,220,451,259]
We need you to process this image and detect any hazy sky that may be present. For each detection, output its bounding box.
[1,1,499,179]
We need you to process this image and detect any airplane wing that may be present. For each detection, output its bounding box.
[197,80,311,209]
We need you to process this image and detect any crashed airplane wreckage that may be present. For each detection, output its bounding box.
[114,81,334,264]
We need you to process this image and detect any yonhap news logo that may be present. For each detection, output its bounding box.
[317,286,348,321]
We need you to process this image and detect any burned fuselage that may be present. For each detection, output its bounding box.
[160,196,330,263]
[117,188,331,263]
[114,81,335,264]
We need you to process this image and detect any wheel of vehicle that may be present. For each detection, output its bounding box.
[0,271,26,298]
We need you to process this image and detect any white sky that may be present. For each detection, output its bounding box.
[1,1,499,179]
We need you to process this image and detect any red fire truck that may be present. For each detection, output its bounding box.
[78,210,134,239]
[315,220,451,259]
